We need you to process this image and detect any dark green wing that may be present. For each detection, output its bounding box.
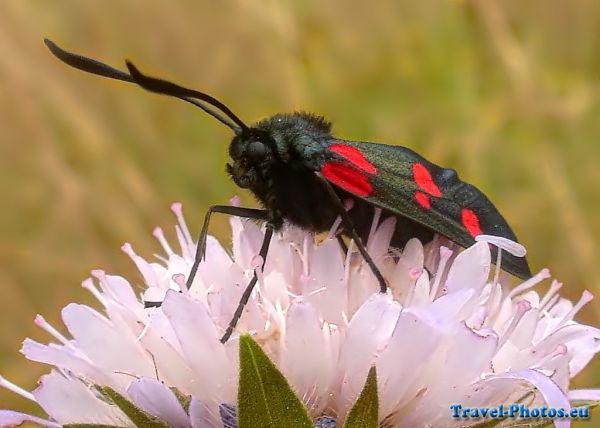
[323,140,531,279]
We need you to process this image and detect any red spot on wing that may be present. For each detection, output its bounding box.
[461,208,482,237]
[413,163,442,197]
[321,162,373,196]
[415,191,431,209]
[330,143,377,175]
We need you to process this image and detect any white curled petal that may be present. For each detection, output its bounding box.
[482,369,571,428]
[476,234,527,257]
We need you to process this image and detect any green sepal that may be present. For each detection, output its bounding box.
[64,425,125,428]
[99,386,168,428]
[570,400,600,408]
[238,334,313,428]
[494,420,553,428]
[469,418,505,428]
[170,387,192,414]
[343,366,379,428]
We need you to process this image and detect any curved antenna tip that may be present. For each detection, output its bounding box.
[44,38,59,53]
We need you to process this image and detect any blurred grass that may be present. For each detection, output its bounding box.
[0,0,599,422]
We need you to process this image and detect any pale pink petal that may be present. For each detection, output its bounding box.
[304,238,346,324]
[33,371,131,425]
[397,323,499,426]
[569,388,600,401]
[377,310,443,416]
[4,202,599,428]
[165,254,190,277]
[122,243,160,287]
[0,410,61,427]
[366,216,396,262]
[61,303,156,388]
[161,290,235,404]
[231,217,263,269]
[548,298,574,318]
[196,236,235,291]
[338,293,400,413]
[127,378,190,428]
[262,231,301,291]
[261,271,291,309]
[390,238,424,300]
[189,396,215,428]
[568,334,600,377]
[135,316,196,393]
[98,274,141,311]
[21,339,111,386]
[428,288,475,321]
[443,322,498,382]
[143,286,167,305]
[509,308,539,349]
[346,267,378,315]
[409,271,432,306]
[445,241,490,292]
[283,301,332,414]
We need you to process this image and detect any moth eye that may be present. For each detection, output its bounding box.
[246,140,267,162]
[229,137,245,160]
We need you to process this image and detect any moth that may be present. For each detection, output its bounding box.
[45,39,531,342]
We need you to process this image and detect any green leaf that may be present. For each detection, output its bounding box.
[238,334,313,428]
[100,386,168,428]
[343,366,379,428]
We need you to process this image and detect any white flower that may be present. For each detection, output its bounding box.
[1,200,599,427]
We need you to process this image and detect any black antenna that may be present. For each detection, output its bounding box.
[44,38,248,134]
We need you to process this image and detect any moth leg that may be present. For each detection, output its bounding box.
[316,173,388,293]
[220,223,274,343]
[143,205,269,309]
[187,205,270,290]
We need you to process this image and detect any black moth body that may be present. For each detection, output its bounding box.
[232,112,530,279]
[45,39,531,341]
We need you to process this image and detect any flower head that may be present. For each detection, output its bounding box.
[1,200,599,427]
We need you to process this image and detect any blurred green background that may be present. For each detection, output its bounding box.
[1,0,599,420]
